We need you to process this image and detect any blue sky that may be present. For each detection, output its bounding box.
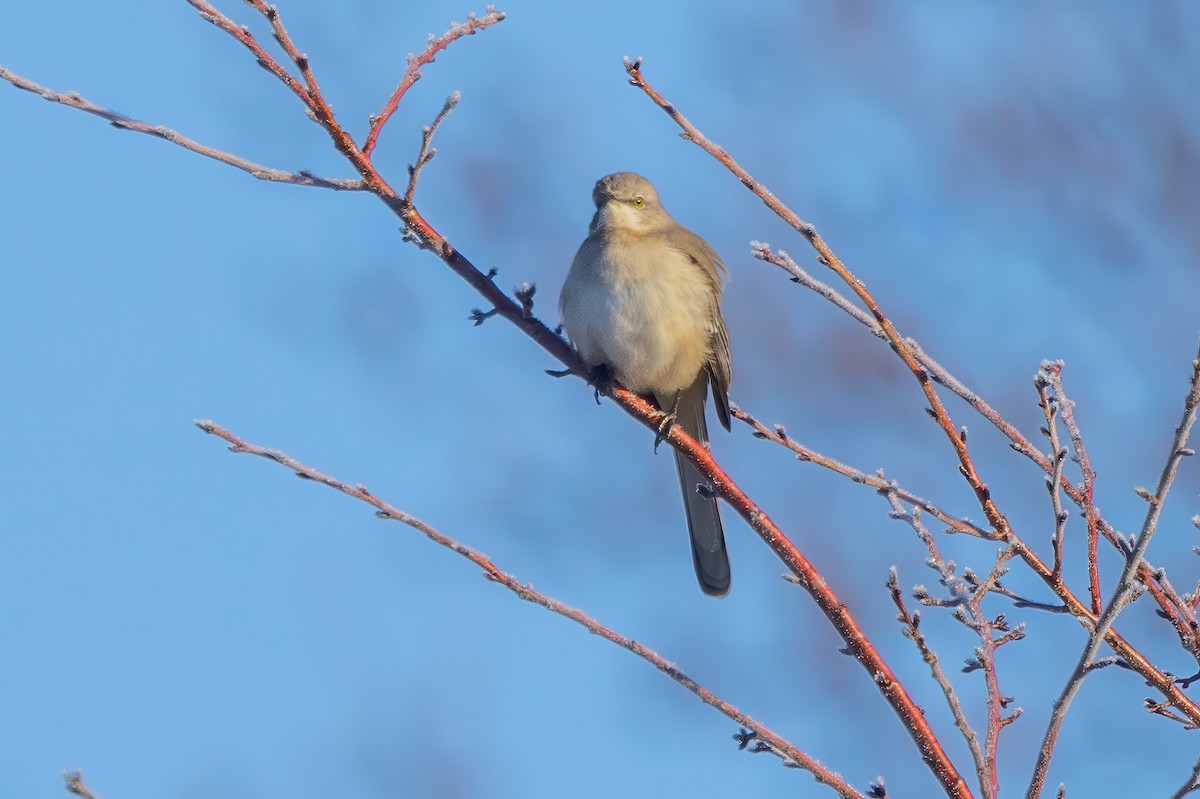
[3,2,1200,797]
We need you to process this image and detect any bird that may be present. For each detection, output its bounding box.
[559,172,733,596]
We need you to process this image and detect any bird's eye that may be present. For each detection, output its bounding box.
[633,196,645,208]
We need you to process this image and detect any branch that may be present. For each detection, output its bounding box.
[405,92,460,203]
[1039,362,1102,614]
[901,495,1020,799]
[193,420,865,799]
[1034,376,1070,581]
[888,568,987,793]
[1148,570,1200,661]
[625,57,1200,730]
[734,406,991,539]
[243,0,331,109]
[363,7,506,157]
[1026,340,1200,798]
[750,244,877,331]
[362,7,504,157]
[964,549,1023,799]
[0,65,364,191]
[185,0,313,108]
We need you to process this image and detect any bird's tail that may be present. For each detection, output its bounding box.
[667,375,731,597]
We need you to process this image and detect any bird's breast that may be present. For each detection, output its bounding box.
[561,234,713,395]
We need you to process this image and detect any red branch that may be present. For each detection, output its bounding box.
[363,8,506,157]
[187,1,311,104]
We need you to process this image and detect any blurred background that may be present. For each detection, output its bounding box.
[3,1,1199,796]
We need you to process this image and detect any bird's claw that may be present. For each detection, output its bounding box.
[588,364,614,406]
[546,364,612,408]
[652,409,677,454]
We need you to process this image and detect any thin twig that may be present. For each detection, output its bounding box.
[185,0,312,107]
[906,498,1019,799]
[1040,362,1102,615]
[734,406,991,539]
[1034,375,1069,580]
[193,420,865,798]
[966,547,1023,799]
[1027,340,1200,799]
[750,245,878,332]
[884,486,1023,799]
[0,66,364,191]
[625,58,1200,728]
[243,0,330,108]
[405,92,460,203]
[1149,571,1200,659]
[363,7,506,157]
[888,565,987,791]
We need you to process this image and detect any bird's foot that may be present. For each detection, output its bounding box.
[651,390,683,453]
[651,409,678,454]
[589,364,614,405]
[547,363,614,406]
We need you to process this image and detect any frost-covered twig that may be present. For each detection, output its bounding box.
[363,7,506,157]
[0,66,364,191]
[1038,362,1101,614]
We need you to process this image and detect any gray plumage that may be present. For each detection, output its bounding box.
[559,172,732,596]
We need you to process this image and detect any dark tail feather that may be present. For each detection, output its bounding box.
[667,376,731,597]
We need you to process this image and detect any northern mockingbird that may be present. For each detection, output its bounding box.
[560,172,733,596]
